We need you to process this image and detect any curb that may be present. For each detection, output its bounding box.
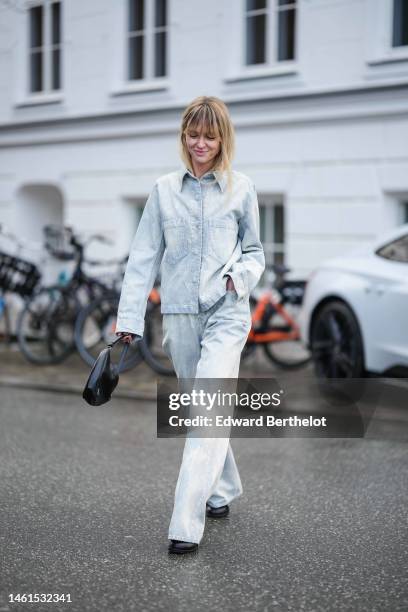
[0,377,157,402]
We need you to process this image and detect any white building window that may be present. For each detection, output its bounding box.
[259,199,285,269]
[28,1,61,93]
[402,201,408,223]
[245,0,297,67]
[365,0,408,66]
[127,0,167,81]
[392,0,408,47]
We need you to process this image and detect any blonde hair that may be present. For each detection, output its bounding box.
[178,96,235,193]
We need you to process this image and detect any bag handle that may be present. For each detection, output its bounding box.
[108,336,130,374]
[117,343,129,373]
[107,336,124,349]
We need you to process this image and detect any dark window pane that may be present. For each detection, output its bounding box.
[393,0,408,47]
[278,0,293,6]
[52,48,60,89]
[259,206,266,242]
[246,15,266,64]
[278,8,296,60]
[404,202,408,223]
[274,205,284,245]
[128,35,144,79]
[246,0,266,10]
[155,0,166,27]
[29,5,43,48]
[30,51,43,92]
[154,31,166,76]
[129,0,144,32]
[52,2,61,44]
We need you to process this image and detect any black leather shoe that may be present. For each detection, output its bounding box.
[206,504,230,518]
[168,540,198,554]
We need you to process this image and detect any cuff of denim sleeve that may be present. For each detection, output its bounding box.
[115,317,145,338]
[223,270,247,300]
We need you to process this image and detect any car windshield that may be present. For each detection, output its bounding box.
[376,235,408,263]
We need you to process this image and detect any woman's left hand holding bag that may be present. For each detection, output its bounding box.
[115,331,139,344]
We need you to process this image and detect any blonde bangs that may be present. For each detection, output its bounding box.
[178,96,235,193]
[185,104,221,139]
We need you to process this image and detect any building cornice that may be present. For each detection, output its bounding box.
[1,79,408,147]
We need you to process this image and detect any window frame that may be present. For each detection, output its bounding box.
[110,0,170,97]
[245,1,297,67]
[258,195,286,273]
[243,0,298,68]
[392,0,408,49]
[365,0,408,67]
[403,202,408,224]
[244,2,268,67]
[26,0,62,96]
[126,0,168,83]
[224,0,299,84]
[13,0,63,107]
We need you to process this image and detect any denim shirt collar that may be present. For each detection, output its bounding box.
[177,166,227,193]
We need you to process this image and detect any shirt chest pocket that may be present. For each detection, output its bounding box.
[163,218,189,264]
[206,219,238,264]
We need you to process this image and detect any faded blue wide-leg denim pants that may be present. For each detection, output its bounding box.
[163,290,252,544]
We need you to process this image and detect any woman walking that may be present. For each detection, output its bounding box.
[115,95,265,553]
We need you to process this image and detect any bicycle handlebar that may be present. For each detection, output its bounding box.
[0,223,44,254]
[84,256,127,267]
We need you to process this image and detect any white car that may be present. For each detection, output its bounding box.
[299,225,408,378]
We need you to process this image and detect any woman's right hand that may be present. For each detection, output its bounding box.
[226,275,236,292]
[116,331,137,344]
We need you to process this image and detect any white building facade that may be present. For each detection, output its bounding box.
[0,0,408,281]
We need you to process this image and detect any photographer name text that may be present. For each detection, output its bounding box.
[168,415,327,428]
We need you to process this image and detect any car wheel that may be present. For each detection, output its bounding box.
[311,300,365,378]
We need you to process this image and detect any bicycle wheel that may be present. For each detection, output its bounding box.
[74,294,144,371]
[139,300,175,376]
[0,293,12,344]
[262,303,311,369]
[17,285,79,364]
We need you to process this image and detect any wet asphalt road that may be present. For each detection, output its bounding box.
[0,385,407,612]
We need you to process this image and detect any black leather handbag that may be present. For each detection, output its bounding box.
[82,336,130,406]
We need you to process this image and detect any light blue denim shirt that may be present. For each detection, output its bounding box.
[115,165,265,337]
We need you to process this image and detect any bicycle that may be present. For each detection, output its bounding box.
[138,283,175,376]
[16,225,140,365]
[0,224,43,344]
[139,266,310,373]
[76,264,310,376]
[74,292,146,373]
[242,264,311,369]
[74,280,175,376]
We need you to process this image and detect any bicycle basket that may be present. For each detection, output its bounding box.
[43,225,75,261]
[280,280,307,305]
[0,251,41,297]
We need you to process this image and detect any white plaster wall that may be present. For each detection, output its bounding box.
[0,0,407,281]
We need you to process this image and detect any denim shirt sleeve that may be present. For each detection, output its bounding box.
[115,182,165,337]
[223,181,265,299]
